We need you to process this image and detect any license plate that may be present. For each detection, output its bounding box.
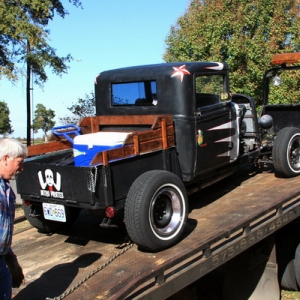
[42,203,66,222]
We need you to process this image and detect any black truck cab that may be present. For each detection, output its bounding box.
[95,62,244,182]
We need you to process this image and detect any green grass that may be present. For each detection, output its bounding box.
[282,290,300,300]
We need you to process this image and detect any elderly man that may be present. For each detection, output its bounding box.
[0,138,27,299]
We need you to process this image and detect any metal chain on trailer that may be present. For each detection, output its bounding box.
[45,241,134,300]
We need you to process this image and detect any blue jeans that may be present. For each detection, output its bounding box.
[0,257,11,300]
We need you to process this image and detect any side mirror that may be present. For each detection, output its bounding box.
[272,76,282,86]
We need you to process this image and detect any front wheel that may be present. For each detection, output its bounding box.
[124,170,188,252]
[273,127,300,177]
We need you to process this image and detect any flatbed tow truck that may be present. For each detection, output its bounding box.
[13,52,300,299]
[12,166,300,299]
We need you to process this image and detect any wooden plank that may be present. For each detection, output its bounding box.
[79,115,173,128]
[96,115,162,126]
[151,115,173,129]
[133,135,140,155]
[90,116,100,133]
[27,141,72,157]
[161,118,167,149]
[91,136,175,166]
[124,125,174,145]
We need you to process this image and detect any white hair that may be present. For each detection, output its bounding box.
[0,138,28,160]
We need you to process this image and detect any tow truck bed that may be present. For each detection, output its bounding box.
[12,165,300,299]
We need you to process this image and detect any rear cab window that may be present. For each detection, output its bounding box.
[111,81,157,106]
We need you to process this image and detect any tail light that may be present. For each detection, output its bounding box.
[105,206,116,218]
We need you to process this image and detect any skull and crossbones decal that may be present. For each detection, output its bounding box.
[38,169,61,191]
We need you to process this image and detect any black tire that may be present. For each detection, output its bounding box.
[281,260,298,291]
[276,223,300,291]
[273,127,300,177]
[294,237,300,290]
[22,201,81,233]
[124,170,188,252]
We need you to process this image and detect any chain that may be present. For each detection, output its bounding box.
[90,166,98,192]
[45,241,133,300]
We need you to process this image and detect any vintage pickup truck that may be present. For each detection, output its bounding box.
[17,52,300,252]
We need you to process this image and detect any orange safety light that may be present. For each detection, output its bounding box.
[271,52,300,65]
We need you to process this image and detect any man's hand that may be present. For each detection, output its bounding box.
[5,253,25,288]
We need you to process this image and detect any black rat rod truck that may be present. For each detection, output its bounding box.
[17,52,300,255]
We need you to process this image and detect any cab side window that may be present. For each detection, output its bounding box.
[195,75,226,108]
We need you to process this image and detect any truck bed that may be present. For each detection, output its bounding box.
[26,115,175,162]
[17,114,177,210]
[12,164,300,299]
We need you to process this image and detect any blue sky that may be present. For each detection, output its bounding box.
[0,0,189,138]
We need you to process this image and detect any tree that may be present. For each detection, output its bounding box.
[0,0,82,145]
[32,103,55,142]
[59,92,95,124]
[163,0,300,105]
[0,0,82,84]
[0,101,13,137]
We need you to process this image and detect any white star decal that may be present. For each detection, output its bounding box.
[171,65,191,82]
[204,63,224,70]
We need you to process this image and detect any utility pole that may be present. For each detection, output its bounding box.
[26,40,31,146]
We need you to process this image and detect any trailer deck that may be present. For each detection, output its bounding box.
[12,164,300,299]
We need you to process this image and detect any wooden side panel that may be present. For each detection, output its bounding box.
[27,141,72,157]
[78,115,174,133]
[91,136,175,166]
[28,115,175,162]
[90,117,175,166]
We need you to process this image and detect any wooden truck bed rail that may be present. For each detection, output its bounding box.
[26,140,72,157]
[78,115,173,132]
[27,115,175,165]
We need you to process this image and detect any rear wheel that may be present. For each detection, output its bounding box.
[124,170,188,252]
[273,127,300,177]
[294,242,300,289]
[23,201,80,233]
[281,260,298,291]
[276,222,300,291]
